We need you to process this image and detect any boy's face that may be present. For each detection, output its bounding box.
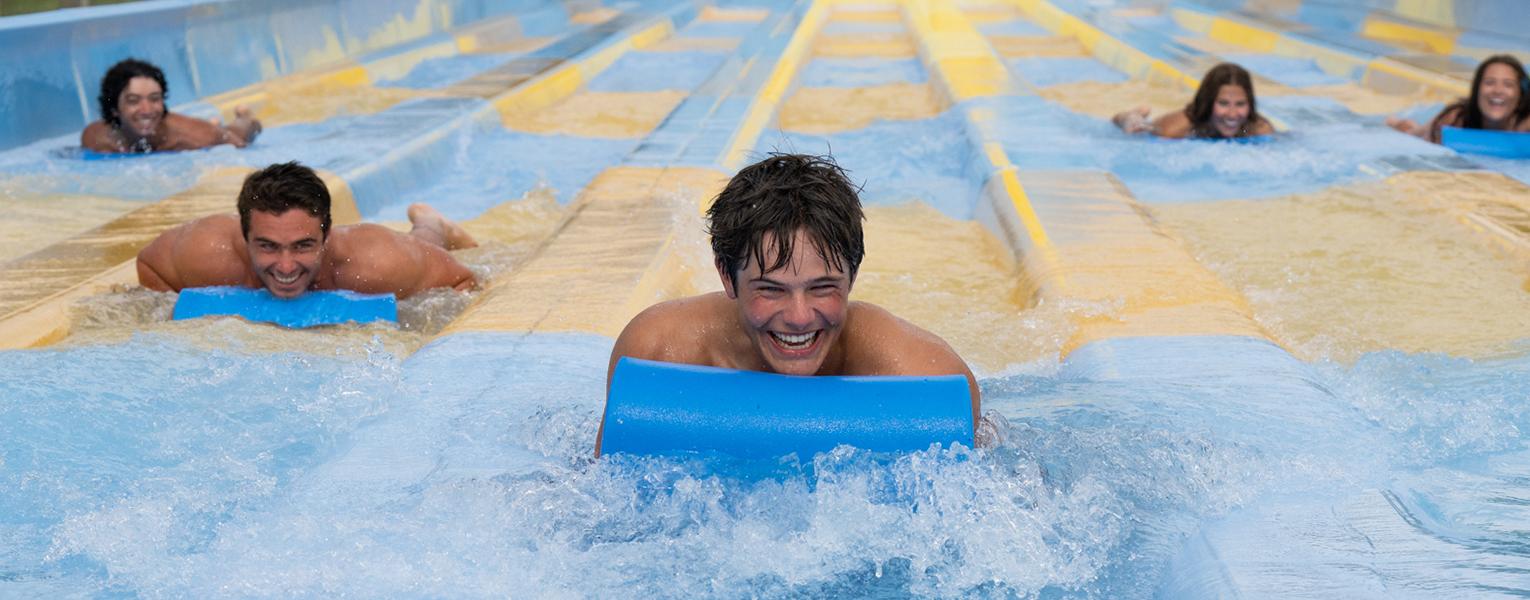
[720,228,852,376]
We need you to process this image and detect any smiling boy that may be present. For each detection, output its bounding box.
[596,154,979,454]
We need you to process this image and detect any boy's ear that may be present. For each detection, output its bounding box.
[716,260,737,299]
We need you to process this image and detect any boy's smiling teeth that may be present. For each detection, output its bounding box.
[770,330,817,349]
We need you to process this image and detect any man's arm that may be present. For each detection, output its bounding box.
[135,214,249,291]
[160,114,232,151]
[326,224,476,299]
[160,110,261,151]
[1151,111,1193,139]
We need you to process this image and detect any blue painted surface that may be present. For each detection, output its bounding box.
[977,19,1048,37]
[1295,2,1368,32]
[1223,54,1348,88]
[377,52,525,89]
[797,57,926,87]
[600,357,973,458]
[378,128,639,220]
[820,20,903,35]
[676,19,758,38]
[584,50,730,92]
[633,0,810,167]
[1454,30,1530,55]
[1008,57,1128,87]
[173,286,398,328]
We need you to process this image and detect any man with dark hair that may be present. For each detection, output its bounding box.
[137,162,477,299]
[81,58,262,153]
[598,154,979,450]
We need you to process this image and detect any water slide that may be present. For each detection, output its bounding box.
[1,0,1528,596]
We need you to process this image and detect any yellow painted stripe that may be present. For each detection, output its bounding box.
[722,0,832,170]
[1208,17,1279,53]
[1363,15,1458,54]
[1363,16,1458,53]
[900,0,1065,290]
[454,32,481,53]
[1168,6,1213,34]
[903,0,1011,100]
[492,21,674,119]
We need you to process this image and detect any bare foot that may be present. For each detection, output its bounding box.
[408,203,478,250]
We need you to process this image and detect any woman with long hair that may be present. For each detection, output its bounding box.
[1387,54,1530,143]
[1113,62,1275,139]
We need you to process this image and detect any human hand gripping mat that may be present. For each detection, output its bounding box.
[172,286,397,328]
[1442,127,1530,158]
[600,357,974,458]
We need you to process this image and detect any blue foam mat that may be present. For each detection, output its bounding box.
[172,286,397,328]
[600,357,973,458]
[1441,126,1530,159]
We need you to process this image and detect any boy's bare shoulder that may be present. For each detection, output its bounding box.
[844,302,968,376]
[613,293,731,364]
[80,122,118,152]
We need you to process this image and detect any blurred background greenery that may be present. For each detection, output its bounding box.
[2,0,141,17]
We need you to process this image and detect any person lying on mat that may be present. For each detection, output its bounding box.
[81,58,262,154]
[596,153,980,455]
[1386,54,1530,143]
[136,161,477,299]
[1112,62,1275,139]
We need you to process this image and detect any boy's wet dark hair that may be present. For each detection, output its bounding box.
[98,58,169,128]
[1451,54,1530,129]
[237,162,333,239]
[1184,62,1262,138]
[708,153,865,288]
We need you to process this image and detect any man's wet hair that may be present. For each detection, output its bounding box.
[237,162,333,239]
[708,153,865,287]
[98,58,168,128]
[1184,62,1262,138]
[1450,54,1530,129]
